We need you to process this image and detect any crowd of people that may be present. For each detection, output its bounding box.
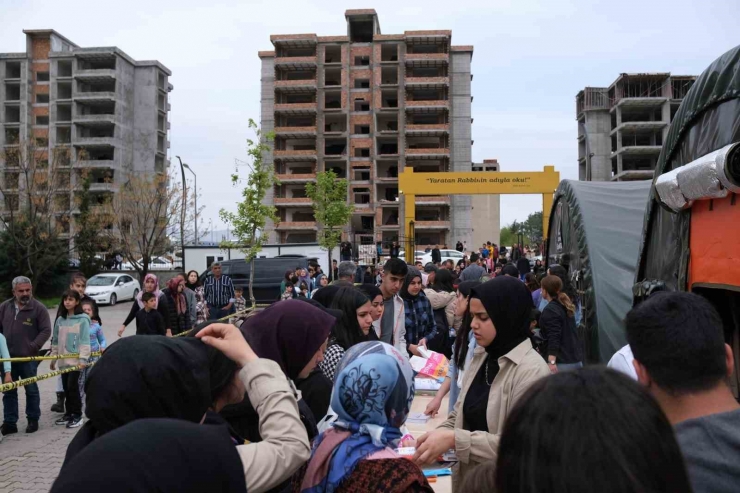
[0,245,736,492]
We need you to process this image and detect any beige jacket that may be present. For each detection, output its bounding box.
[423,288,459,329]
[438,339,549,491]
[235,359,311,493]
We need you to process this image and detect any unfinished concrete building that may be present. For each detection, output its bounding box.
[258,9,474,250]
[471,159,501,248]
[0,29,172,240]
[577,73,695,181]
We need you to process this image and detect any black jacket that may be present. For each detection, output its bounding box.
[516,257,531,276]
[431,248,442,264]
[123,294,170,333]
[134,308,166,336]
[540,299,582,364]
[162,288,191,335]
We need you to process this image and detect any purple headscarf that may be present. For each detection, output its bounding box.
[136,274,161,309]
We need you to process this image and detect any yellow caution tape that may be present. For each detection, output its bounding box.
[0,361,96,392]
[0,351,103,363]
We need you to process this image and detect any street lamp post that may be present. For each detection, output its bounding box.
[183,163,198,245]
[175,156,187,270]
[209,218,214,244]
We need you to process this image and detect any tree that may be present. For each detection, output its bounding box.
[74,169,112,278]
[521,211,544,253]
[220,119,278,307]
[0,141,79,293]
[499,226,516,248]
[104,169,182,280]
[305,170,353,277]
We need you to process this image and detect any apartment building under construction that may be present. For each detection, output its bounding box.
[577,72,695,181]
[258,9,474,250]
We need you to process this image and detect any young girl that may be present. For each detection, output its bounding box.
[281,279,294,300]
[78,301,107,411]
[50,290,90,429]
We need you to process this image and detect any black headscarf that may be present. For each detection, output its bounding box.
[463,277,533,432]
[64,336,236,465]
[329,287,373,349]
[311,285,342,308]
[400,266,423,300]
[53,419,246,493]
[357,284,382,302]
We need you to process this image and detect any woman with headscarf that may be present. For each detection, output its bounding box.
[221,299,336,445]
[400,266,437,357]
[186,269,209,323]
[162,276,191,335]
[118,273,170,337]
[413,277,550,490]
[63,324,311,493]
[293,342,434,493]
[318,287,375,382]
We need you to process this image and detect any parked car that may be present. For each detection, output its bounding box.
[120,256,174,271]
[417,249,466,266]
[397,251,428,262]
[199,255,318,304]
[85,273,141,306]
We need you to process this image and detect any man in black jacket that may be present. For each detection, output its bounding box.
[516,256,531,281]
[431,245,442,265]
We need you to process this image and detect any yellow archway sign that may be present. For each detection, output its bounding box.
[399,165,560,264]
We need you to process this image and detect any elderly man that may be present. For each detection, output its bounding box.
[203,262,235,321]
[0,277,51,435]
[333,261,357,287]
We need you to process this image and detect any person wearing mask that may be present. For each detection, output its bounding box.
[185,270,209,323]
[626,292,740,493]
[459,254,486,282]
[540,275,583,372]
[374,258,408,355]
[162,276,191,336]
[492,368,692,493]
[0,276,51,435]
[293,341,433,493]
[318,288,376,382]
[118,274,170,337]
[401,267,437,357]
[59,323,311,493]
[204,262,235,321]
[222,300,336,459]
[413,277,550,489]
[424,280,481,418]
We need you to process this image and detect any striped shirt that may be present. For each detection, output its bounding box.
[203,274,235,307]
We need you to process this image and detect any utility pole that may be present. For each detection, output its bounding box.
[183,163,198,245]
[176,156,187,269]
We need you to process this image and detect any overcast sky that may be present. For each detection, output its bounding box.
[3,0,738,231]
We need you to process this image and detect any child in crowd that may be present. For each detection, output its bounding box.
[298,281,310,298]
[135,292,166,336]
[230,287,247,325]
[78,301,107,411]
[0,333,11,386]
[50,290,90,429]
[281,279,295,300]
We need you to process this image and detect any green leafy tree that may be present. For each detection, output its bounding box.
[74,170,111,278]
[499,226,516,248]
[220,119,278,307]
[305,170,354,279]
[521,211,544,253]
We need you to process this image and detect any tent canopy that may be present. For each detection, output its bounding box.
[547,179,651,363]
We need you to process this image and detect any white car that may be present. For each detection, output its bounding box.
[397,251,427,262]
[85,273,141,306]
[120,256,174,271]
[417,249,466,266]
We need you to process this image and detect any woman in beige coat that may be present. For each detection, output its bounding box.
[414,276,549,490]
[423,269,461,331]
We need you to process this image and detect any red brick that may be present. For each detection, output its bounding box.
[31,38,50,59]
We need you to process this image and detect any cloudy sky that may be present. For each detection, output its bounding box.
[3,0,738,230]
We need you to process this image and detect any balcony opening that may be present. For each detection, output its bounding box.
[56,127,71,144]
[353,125,370,135]
[277,161,314,175]
[57,82,72,99]
[5,62,22,79]
[36,93,50,103]
[381,186,399,201]
[407,44,446,54]
[325,161,347,178]
[285,70,315,81]
[620,107,662,123]
[324,92,342,109]
[277,47,315,58]
[54,147,71,165]
[77,101,115,115]
[36,115,49,125]
[158,93,166,111]
[381,45,398,62]
[354,56,370,67]
[381,67,397,85]
[408,113,446,124]
[4,172,19,189]
[354,99,370,112]
[671,78,695,100]
[325,139,346,156]
[354,147,370,158]
[408,67,446,77]
[622,157,656,172]
[77,57,116,70]
[57,60,73,77]
[283,232,316,243]
[82,146,114,161]
[277,137,316,151]
[36,71,50,82]
[78,80,115,93]
[158,114,166,132]
[407,88,446,101]
[378,138,398,155]
[353,187,371,204]
[325,45,341,64]
[376,114,398,131]
[158,72,166,90]
[278,116,314,127]
[155,155,165,172]
[4,128,20,144]
[283,93,315,104]
[36,136,49,147]
[353,168,370,181]
[292,210,316,222]
[354,78,370,89]
[382,208,399,225]
[416,207,445,221]
[349,19,374,43]
[324,68,341,86]
[324,114,346,132]
[381,90,398,108]
[5,84,21,101]
[5,106,20,123]
[78,123,114,139]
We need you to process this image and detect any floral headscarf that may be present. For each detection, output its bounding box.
[300,341,414,493]
[135,274,161,309]
[166,277,187,315]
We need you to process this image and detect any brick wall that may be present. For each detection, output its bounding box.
[31,38,51,59]
[350,46,372,59]
[350,137,373,156]
[33,85,50,95]
[350,69,372,86]
[32,107,49,117]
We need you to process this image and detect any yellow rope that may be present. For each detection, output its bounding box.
[0,361,96,392]
[0,351,103,363]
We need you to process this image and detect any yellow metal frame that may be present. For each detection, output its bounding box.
[398,165,560,263]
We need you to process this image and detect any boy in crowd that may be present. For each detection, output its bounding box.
[135,292,166,336]
[230,287,247,325]
[79,300,106,411]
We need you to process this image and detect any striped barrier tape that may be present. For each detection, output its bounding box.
[0,361,96,392]
[0,351,103,363]
[171,305,267,337]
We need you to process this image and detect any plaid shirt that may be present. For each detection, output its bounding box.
[403,292,437,347]
[233,296,247,314]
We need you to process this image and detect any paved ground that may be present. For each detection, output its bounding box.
[0,302,131,492]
